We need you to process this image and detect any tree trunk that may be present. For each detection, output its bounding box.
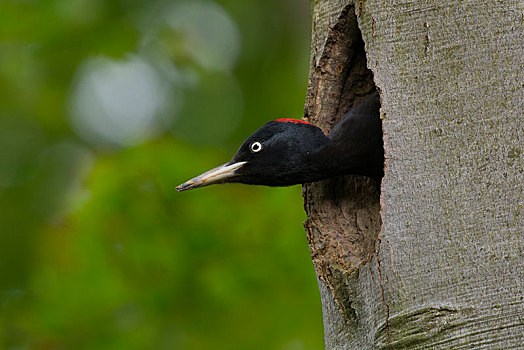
[303,1,523,348]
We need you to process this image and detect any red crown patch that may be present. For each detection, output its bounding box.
[274,118,313,126]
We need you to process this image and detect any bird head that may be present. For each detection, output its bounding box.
[176,119,328,191]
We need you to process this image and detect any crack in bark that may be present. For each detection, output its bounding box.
[375,231,390,342]
[386,239,395,273]
[423,21,430,56]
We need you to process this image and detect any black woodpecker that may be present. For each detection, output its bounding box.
[177,92,383,191]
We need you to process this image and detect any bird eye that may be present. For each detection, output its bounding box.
[250,142,262,153]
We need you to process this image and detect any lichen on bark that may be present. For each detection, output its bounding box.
[305,0,524,348]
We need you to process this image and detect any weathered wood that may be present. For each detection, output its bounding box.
[303,1,381,346]
[303,0,378,311]
[305,0,523,348]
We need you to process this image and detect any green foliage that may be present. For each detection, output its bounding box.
[0,0,323,348]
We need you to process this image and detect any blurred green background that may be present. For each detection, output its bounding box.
[0,0,323,349]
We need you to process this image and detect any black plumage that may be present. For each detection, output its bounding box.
[176,92,383,191]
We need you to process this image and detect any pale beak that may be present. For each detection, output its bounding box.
[176,161,246,192]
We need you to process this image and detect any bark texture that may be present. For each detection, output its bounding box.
[303,0,523,348]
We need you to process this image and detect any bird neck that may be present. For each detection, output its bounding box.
[309,126,383,181]
[307,92,384,182]
[309,141,369,179]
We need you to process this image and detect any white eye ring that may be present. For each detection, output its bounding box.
[250,141,262,153]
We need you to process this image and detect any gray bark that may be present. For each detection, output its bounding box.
[303,0,523,348]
